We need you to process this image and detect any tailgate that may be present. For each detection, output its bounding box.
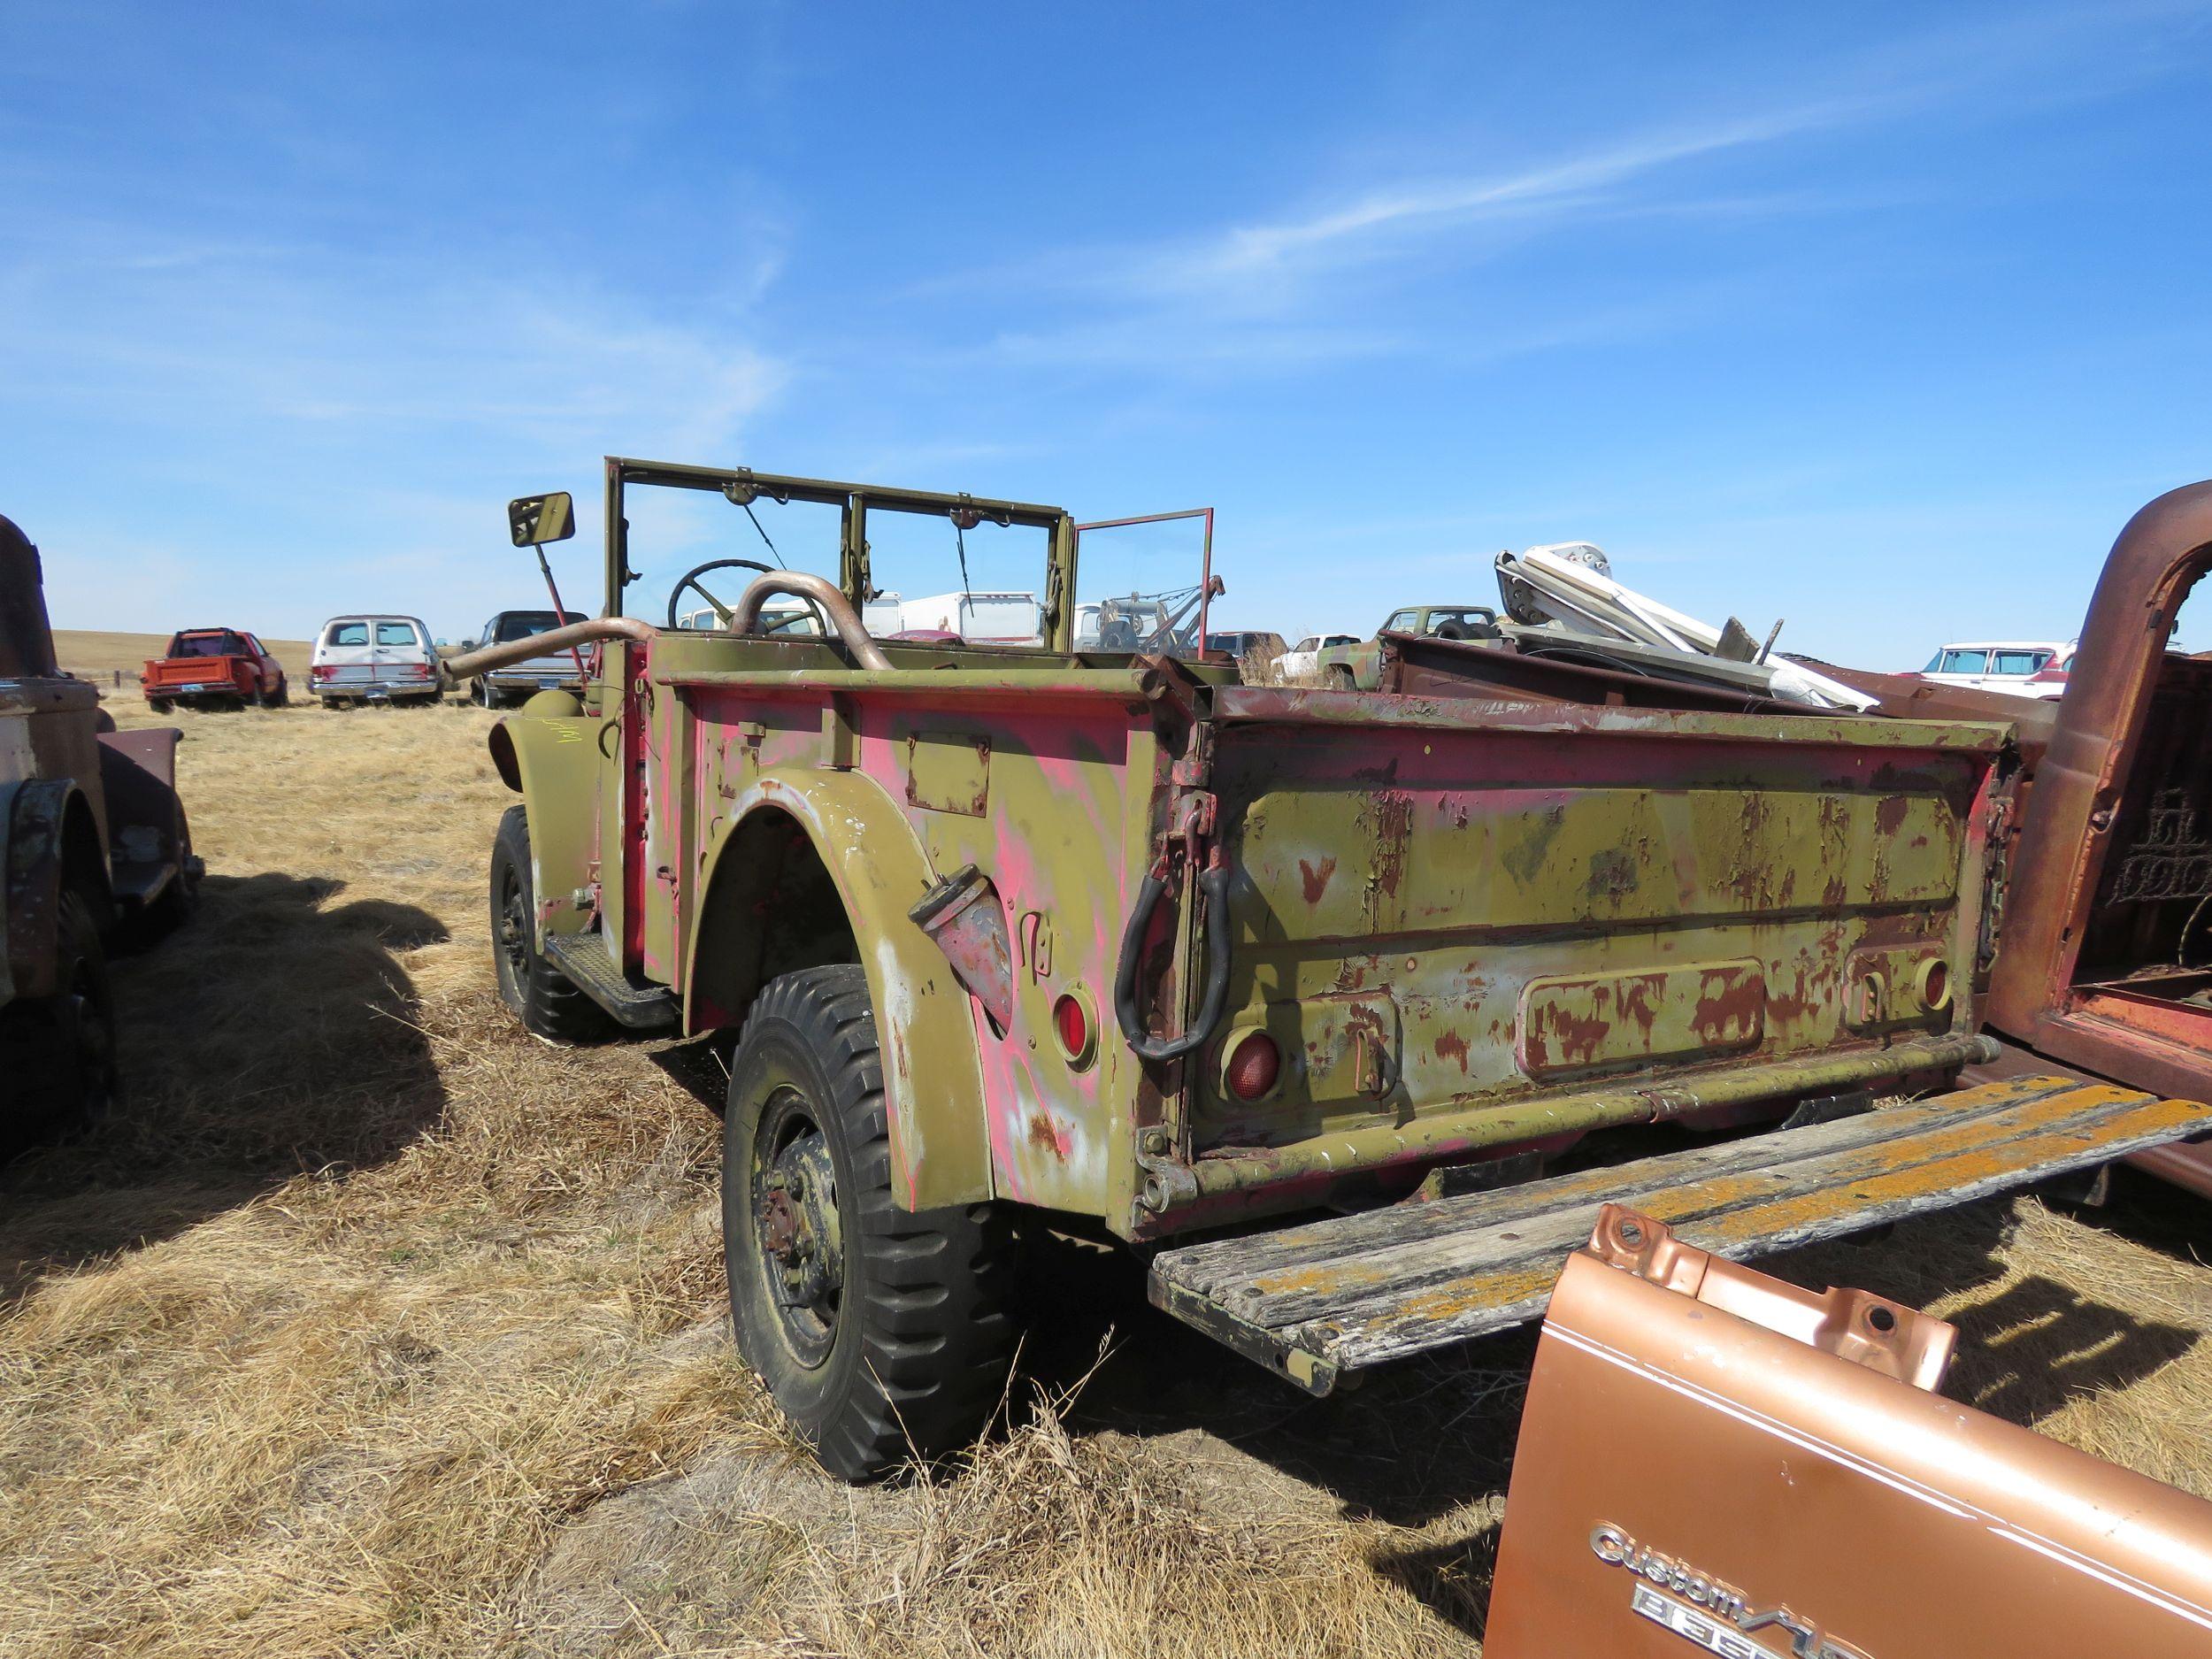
[146,658,236,689]
[1195,693,2006,1174]
[1484,1208,2212,1658]
[1149,1074,2211,1392]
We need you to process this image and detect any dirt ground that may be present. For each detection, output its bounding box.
[3,694,2210,1657]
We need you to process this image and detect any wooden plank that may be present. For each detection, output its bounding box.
[1199,1083,2152,1328]
[1164,1074,2082,1293]
[1319,1093,2208,1370]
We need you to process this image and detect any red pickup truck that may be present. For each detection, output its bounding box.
[141,628,288,711]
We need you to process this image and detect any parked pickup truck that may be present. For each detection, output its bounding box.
[463,609,585,708]
[451,463,2209,1481]
[141,627,288,711]
[1314,603,1502,688]
[4,514,198,1142]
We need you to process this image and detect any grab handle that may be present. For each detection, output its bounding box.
[1113,851,1235,1063]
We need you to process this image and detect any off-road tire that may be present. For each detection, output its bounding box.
[1325,664,1357,691]
[5,891,119,1133]
[269,676,289,708]
[147,697,173,714]
[724,964,1020,1481]
[488,805,610,1042]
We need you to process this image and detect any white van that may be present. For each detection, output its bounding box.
[895,591,1043,646]
[310,614,442,707]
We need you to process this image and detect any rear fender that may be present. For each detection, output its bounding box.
[687,766,992,1211]
[486,695,598,941]
[3,777,108,1001]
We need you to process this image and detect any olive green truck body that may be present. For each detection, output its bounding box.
[467,462,2206,1467]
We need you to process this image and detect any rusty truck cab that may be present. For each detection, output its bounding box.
[1969,484,2212,1188]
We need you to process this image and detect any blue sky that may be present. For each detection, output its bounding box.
[6,2,2212,663]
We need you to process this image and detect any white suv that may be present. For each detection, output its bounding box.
[310,615,442,707]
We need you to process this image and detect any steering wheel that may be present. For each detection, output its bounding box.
[666,558,831,635]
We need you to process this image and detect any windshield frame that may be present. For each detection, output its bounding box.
[601,458,1079,651]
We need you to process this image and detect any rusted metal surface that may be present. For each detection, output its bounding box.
[1148,1074,2211,1390]
[1485,1207,2212,1658]
[1893,483,2212,1194]
[908,863,1014,1034]
[2,514,191,1119]
[1385,627,1809,713]
[0,515,58,680]
[495,457,2145,1342]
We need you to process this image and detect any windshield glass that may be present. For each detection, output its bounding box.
[1073,510,1215,656]
[617,480,1051,645]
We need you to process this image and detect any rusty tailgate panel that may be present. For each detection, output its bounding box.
[1200,695,2001,1155]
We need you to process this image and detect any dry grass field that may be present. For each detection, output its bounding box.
[2,695,2209,1656]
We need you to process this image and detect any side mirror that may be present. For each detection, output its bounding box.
[508,491,576,546]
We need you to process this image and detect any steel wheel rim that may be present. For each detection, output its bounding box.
[496,864,529,987]
[750,1083,844,1369]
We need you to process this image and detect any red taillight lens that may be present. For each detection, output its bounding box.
[1225,1031,1281,1102]
[310,664,332,683]
[1051,992,1094,1068]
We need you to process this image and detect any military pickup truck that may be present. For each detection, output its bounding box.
[3,514,198,1141]
[451,462,2208,1479]
[1314,603,1502,688]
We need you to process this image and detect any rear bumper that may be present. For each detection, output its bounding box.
[482,668,583,689]
[316,681,439,701]
[1149,1073,2212,1393]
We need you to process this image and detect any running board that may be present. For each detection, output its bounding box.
[1148,1076,2212,1394]
[542,931,680,1031]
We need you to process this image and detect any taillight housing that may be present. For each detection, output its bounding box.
[1050,990,1096,1070]
[310,664,333,684]
[1222,1029,1283,1102]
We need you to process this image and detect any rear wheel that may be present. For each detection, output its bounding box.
[4,892,119,1133]
[488,805,609,1042]
[724,964,1020,1480]
[1325,664,1356,691]
[148,697,173,714]
[270,676,289,707]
